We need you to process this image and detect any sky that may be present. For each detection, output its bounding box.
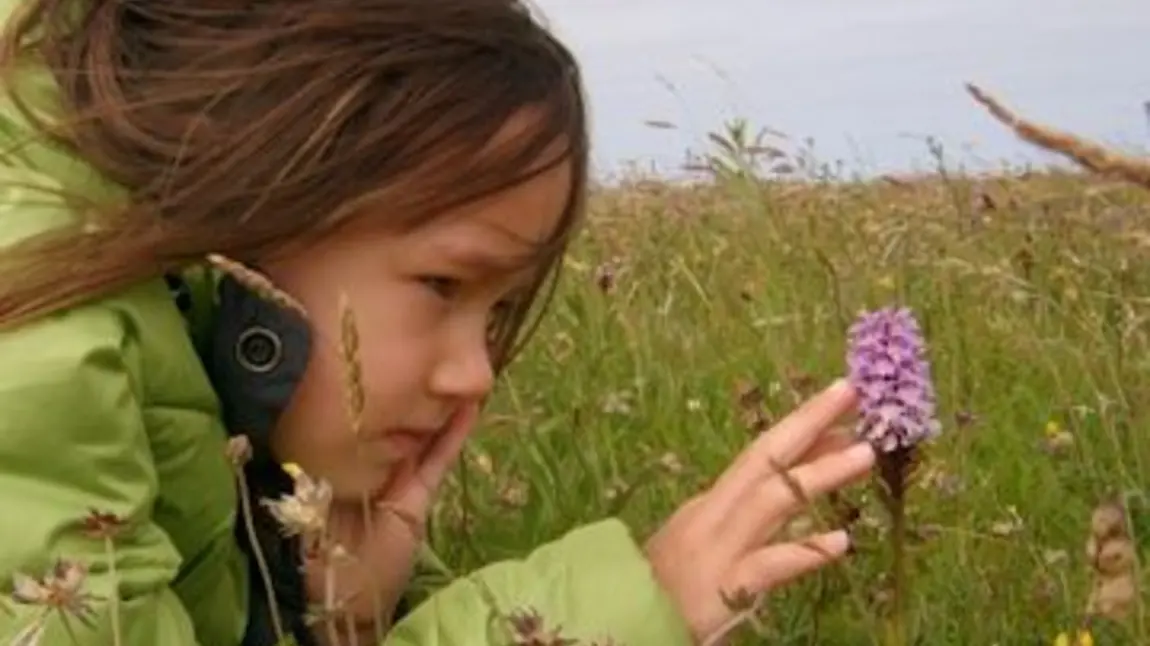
[532,0,1150,180]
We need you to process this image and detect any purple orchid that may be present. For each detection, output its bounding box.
[845,306,942,646]
[846,306,941,453]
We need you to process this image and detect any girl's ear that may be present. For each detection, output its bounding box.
[204,272,313,456]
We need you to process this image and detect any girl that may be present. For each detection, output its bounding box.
[0,2,876,645]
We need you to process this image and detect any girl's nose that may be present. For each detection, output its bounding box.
[428,324,495,401]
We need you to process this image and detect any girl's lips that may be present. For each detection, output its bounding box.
[380,428,437,458]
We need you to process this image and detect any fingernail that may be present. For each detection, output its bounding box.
[825,528,851,555]
[842,529,857,555]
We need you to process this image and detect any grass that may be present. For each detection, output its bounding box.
[429,120,1150,643]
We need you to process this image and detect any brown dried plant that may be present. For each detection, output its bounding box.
[78,509,128,646]
[1083,498,1140,623]
[506,607,579,646]
[338,291,384,645]
[965,83,1150,190]
[7,559,99,646]
[206,254,310,320]
[268,462,343,646]
[227,434,289,646]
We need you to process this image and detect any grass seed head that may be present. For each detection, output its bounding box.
[337,291,366,436]
[206,254,309,319]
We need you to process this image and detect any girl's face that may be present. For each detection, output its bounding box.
[261,143,572,501]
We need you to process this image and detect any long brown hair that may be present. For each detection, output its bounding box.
[0,0,588,370]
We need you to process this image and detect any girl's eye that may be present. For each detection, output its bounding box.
[490,299,515,322]
[418,275,461,300]
[486,299,516,338]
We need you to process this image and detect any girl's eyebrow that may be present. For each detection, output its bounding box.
[439,241,545,274]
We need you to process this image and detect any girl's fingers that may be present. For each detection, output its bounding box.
[725,440,873,545]
[729,529,852,595]
[417,401,479,488]
[382,402,479,515]
[748,379,857,470]
[796,425,856,464]
[756,441,875,519]
[715,380,858,501]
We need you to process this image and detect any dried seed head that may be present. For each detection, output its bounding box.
[1095,539,1137,577]
[207,254,309,319]
[784,366,816,398]
[1090,501,1127,541]
[498,478,530,509]
[506,607,578,646]
[1083,497,1140,622]
[260,463,332,544]
[1041,429,1075,455]
[953,409,977,428]
[658,451,684,475]
[594,263,615,293]
[966,83,1150,190]
[1087,572,1137,621]
[468,450,495,477]
[337,292,366,436]
[733,378,763,409]
[226,435,253,466]
[78,509,128,540]
[10,559,98,625]
[733,379,770,433]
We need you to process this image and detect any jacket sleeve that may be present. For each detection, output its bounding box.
[0,304,235,645]
[385,519,694,646]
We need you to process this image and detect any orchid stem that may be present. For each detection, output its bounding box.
[887,499,909,646]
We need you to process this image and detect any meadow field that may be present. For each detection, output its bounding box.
[429,108,1150,644]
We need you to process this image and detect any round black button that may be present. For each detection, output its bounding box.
[235,327,282,373]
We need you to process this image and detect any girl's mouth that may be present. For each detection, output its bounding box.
[379,427,438,459]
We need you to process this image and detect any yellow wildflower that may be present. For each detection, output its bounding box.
[1052,630,1094,646]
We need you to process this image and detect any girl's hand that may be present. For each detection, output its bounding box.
[644,379,874,644]
[305,402,479,642]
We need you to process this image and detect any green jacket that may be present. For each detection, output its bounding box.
[0,3,695,646]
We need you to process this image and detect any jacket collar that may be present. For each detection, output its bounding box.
[167,266,426,637]
[166,266,323,646]
[164,266,312,458]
